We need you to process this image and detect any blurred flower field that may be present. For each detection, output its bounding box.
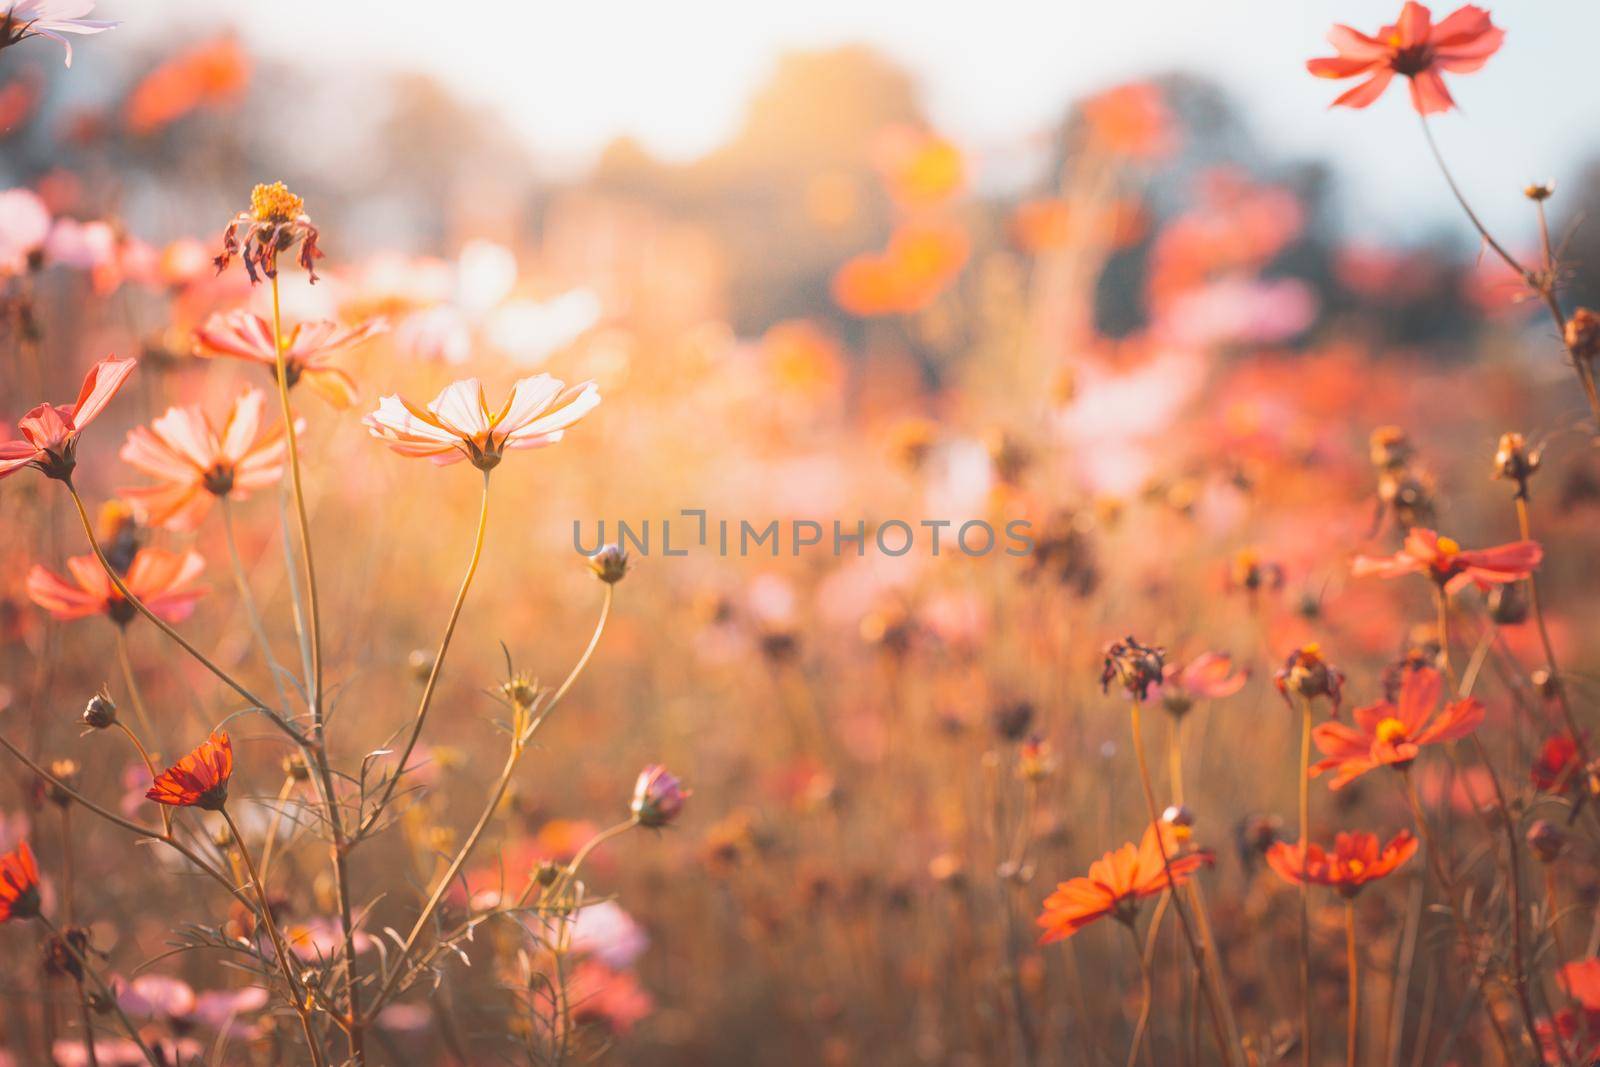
[3,2,1600,1065]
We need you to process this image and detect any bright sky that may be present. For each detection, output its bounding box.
[112,0,1600,241]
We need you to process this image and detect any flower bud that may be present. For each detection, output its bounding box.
[1369,425,1413,471]
[1487,584,1528,626]
[46,760,79,806]
[282,753,310,782]
[407,649,434,682]
[1524,181,1555,202]
[587,543,630,584]
[534,860,561,887]
[1526,819,1565,862]
[990,700,1034,742]
[1566,308,1600,364]
[631,764,689,828]
[81,689,117,730]
[1018,735,1056,782]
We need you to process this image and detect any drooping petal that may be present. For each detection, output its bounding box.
[69,355,137,429]
[1408,69,1457,115]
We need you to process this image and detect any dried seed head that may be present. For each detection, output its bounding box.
[1567,308,1600,364]
[81,689,117,730]
[1526,819,1565,862]
[534,860,561,887]
[1368,425,1413,471]
[990,700,1035,741]
[586,543,631,584]
[281,753,310,781]
[250,181,304,223]
[1493,431,1541,485]
[1524,181,1556,202]
[1487,583,1529,626]
[1100,636,1165,701]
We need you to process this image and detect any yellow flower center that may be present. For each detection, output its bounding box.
[251,181,304,223]
[1375,717,1409,745]
[1346,859,1365,876]
[1435,536,1461,556]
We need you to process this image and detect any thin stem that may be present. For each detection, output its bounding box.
[220,495,295,717]
[37,913,160,1067]
[268,274,323,728]
[256,773,297,886]
[112,720,169,836]
[1298,696,1313,1067]
[1346,900,1359,1067]
[1418,115,1528,281]
[1125,921,1153,1067]
[1435,587,1456,688]
[367,584,613,1018]
[221,806,328,1067]
[111,627,153,738]
[1129,700,1236,1067]
[360,469,492,836]
[1514,495,1594,781]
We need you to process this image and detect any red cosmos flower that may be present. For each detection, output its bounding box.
[193,309,386,409]
[1307,3,1505,115]
[0,840,41,922]
[1266,830,1418,897]
[146,731,233,810]
[1531,733,1584,794]
[119,389,298,531]
[0,355,135,481]
[1036,823,1213,943]
[1539,960,1600,1066]
[1311,667,1483,789]
[1353,527,1540,596]
[27,548,206,626]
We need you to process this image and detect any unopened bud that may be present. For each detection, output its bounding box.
[1527,819,1565,862]
[1487,584,1529,626]
[587,543,630,584]
[81,689,117,730]
[1493,432,1541,486]
[1524,181,1555,202]
[1566,308,1600,364]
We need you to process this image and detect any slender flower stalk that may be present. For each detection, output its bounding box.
[1345,900,1359,1067]
[1297,693,1314,1067]
[1125,920,1153,1067]
[220,494,294,716]
[111,626,152,737]
[36,913,158,1067]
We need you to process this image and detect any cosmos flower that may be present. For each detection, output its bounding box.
[119,389,298,531]
[1310,667,1483,789]
[214,181,322,284]
[192,309,386,409]
[1266,830,1418,897]
[1352,527,1541,595]
[0,355,135,481]
[1036,823,1213,943]
[0,0,116,67]
[1156,651,1248,717]
[364,374,600,471]
[146,731,232,810]
[1531,733,1583,794]
[1538,960,1600,1066]
[27,548,206,625]
[1307,3,1504,114]
[0,840,40,922]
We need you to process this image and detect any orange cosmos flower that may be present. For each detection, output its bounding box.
[1352,526,1541,595]
[0,840,41,922]
[872,124,965,209]
[1036,823,1213,943]
[1307,3,1504,115]
[214,181,322,284]
[1080,82,1175,160]
[146,731,233,810]
[27,547,206,626]
[192,309,386,409]
[831,220,969,317]
[0,354,135,481]
[119,389,298,531]
[1266,830,1417,897]
[124,35,249,135]
[1311,667,1483,789]
[365,374,600,471]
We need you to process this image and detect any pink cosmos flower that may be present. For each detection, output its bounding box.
[0,0,116,67]
[1307,3,1504,115]
[27,548,206,625]
[1352,527,1541,595]
[119,388,298,531]
[0,354,135,481]
[193,309,387,409]
[0,188,50,273]
[365,374,599,470]
[1156,652,1248,716]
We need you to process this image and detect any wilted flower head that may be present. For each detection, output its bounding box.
[587,543,630,584]
[27,548,205,626]
[1492,431,1541,488]
[1266,830,1417,897]
[214,181,323,284]
[1307,3,1505,115]
[1368,425,1414,471]
[1566,308,1600,364]
[365,374,600,471]
[1100,636,1165,701]
[0,355,135,481]
[119,389,297,531]
[146,731,233,810]
[631,764,688,828]
[0,0,116,67]
[0,840,40,922]
[193,310,386,409]
[1353,527,1542,595]
[1274,643,1344,712]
